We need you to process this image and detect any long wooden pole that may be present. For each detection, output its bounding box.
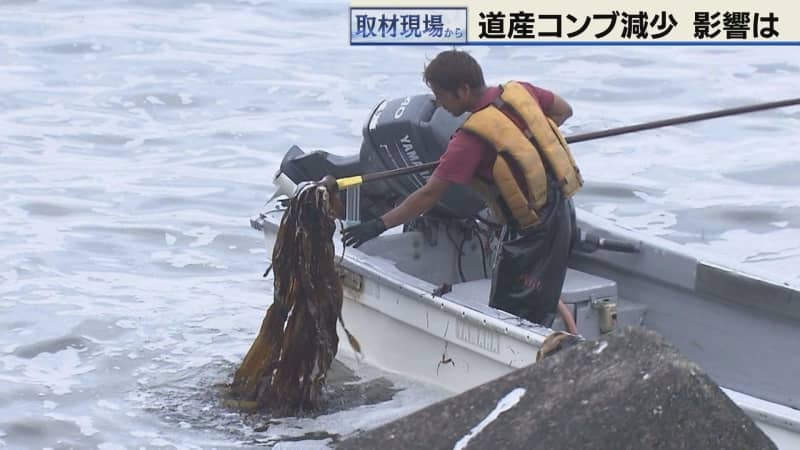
[565,97,800,144]
[329,97,800,190]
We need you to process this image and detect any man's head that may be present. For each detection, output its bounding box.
[423,50,486,116]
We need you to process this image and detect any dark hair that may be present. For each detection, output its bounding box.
[423,49,486,92]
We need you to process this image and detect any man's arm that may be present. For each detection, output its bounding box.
[341,175,451,248]
[381,175,451,228]
[545,93,573,126]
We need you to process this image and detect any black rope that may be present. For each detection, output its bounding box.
[457,232,468,283]
[474,227,489,278]
[444,226,466,282]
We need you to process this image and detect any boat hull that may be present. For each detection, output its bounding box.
[251,206,800,449]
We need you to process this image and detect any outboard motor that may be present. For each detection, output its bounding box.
[270,94,485,221]
[268,94,642,255]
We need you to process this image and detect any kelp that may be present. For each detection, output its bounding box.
[230,185,359,415]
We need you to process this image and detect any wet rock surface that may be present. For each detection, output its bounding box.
[339,327,777,450]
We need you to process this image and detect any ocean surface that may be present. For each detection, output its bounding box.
[1,1,798,448]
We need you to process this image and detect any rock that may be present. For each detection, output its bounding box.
[338,327,776,450]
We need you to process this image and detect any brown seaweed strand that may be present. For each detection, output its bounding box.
[230,185,344,415]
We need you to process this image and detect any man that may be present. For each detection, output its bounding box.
[342,50,581,331]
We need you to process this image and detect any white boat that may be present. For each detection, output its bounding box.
[250,94,800,448]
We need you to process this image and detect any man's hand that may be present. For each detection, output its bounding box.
[342,218,387,248]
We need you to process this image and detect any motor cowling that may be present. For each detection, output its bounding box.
[358,94,485,219]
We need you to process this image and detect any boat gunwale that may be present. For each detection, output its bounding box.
[722,388,800,433]
[575,210,800,321]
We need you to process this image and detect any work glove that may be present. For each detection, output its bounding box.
[342,218,386,248]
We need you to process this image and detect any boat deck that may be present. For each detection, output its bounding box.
[359,226,647,338]
[443,269,648,339]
